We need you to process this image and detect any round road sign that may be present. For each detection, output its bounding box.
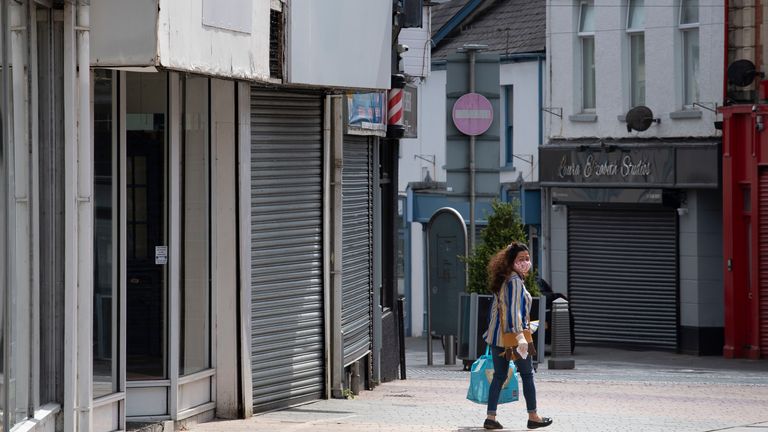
[452,92,493,136]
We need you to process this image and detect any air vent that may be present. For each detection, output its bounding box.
[269,9,284,80]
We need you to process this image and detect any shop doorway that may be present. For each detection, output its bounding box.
[94,70,216,424]
[125,127,167,380]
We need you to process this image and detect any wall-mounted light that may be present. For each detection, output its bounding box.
[676,207,689,216]
[552,204,565,212]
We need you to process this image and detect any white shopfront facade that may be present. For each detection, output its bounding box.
[1,0,393,431]
[1,0,269,430]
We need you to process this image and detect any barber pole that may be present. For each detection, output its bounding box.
[387,74,406,138]
[388,88,403,126]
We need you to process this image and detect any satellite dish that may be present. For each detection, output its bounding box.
[625,106,660,133]
[727,59,761,87]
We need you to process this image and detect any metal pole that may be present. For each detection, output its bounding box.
[468,49,476,252]
[397,296,407,379]
[76,4,93,429]
[425,226,432,365]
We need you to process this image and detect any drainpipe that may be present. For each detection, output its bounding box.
[538,56,543,149]
[538,55,551,284]
[76,2,93,431]
[330,96,344,398]
[63,1,78,430]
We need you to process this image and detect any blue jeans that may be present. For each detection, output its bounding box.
[486,346,537,415]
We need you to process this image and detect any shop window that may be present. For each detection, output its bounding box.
[93,70,120,397]
[578,1,595,111]
[180,76,211,375]
[679,0,699,107]
[504,85,514,165]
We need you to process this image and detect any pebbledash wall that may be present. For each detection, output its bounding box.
[542,0,724,355]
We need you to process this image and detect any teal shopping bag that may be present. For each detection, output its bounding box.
[466,346,519,404]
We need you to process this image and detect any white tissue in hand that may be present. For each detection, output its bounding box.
[517,342,528,359]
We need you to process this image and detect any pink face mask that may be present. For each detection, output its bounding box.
[514,260,531,275]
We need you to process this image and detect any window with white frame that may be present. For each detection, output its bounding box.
[680,0,699,106]
[578,1,596,111]
[627,0,645,107]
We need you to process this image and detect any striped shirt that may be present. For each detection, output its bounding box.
[483,273,532,348]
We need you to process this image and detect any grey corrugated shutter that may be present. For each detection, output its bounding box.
[759,172,768,357]
[568,207,678,350]
[341,135,374,366]
[250,90,325,412]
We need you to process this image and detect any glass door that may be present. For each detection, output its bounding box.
[124,71,169,418]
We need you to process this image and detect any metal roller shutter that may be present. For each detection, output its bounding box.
[759,172,768,357]
[341,135,374,366]
[250,90,325,411]
[568,207,678,350]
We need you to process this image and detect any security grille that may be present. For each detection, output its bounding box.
[568,207,678,350]
[341,135,374,366]
[250,90,324,411]
[759,171,768,357]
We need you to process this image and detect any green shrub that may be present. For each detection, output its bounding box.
[463,199,540,296]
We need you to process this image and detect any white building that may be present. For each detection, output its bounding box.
[398,0,545,337]
[541,0,724,355]
[0,1,394,431]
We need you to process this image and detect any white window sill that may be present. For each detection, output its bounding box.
[569,113,598,122]
[669,110,703,119]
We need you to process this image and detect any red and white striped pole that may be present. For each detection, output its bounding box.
[387,74,406,138]
[388,88,403,126]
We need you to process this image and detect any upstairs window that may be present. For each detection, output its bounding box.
[270,9,284,80]
[627,0,645,107]
[680,0,700,106]
[578,1,596,110]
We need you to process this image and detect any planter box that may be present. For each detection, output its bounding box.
[457,293,494,362]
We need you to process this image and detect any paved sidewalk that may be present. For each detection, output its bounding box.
[190,338,768,432]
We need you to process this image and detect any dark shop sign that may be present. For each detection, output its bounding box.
[539,144,719,188]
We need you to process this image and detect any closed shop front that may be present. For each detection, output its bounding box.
[541,141,721,354]
[568,207,678,349]
[250,89,326,411]
[341,135,375,366]
[722,107,768,359]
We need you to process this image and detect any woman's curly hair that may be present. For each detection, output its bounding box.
[487,242,529,295]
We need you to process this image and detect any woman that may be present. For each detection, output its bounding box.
[482,242,553,430]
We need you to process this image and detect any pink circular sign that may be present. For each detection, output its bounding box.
[452,93,493,136]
